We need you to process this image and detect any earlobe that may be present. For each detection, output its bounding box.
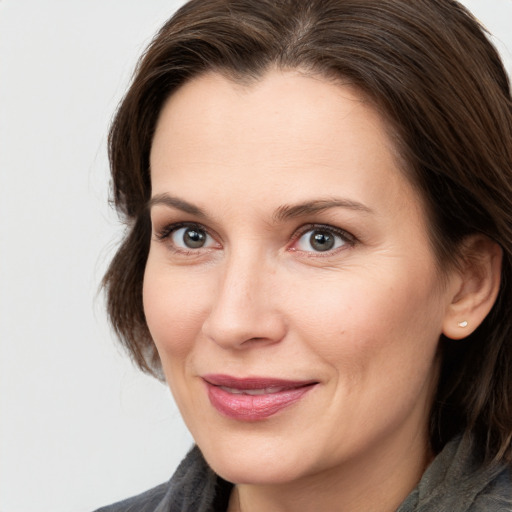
[442,235,502,340]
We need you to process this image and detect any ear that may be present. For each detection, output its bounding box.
[442,235,502,340]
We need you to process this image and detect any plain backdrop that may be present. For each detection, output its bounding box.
[0,1,511,511]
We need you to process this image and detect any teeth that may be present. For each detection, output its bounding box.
[220,386,286,395]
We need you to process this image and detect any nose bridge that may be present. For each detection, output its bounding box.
[222,250,258,307]
[201,244,284,349]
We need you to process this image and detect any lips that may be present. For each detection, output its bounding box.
[202,374,318,421]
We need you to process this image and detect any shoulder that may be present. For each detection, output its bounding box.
[471,467,512,512]
[92,446,233,512]
[93,481,170,512]
[398,436,512,512]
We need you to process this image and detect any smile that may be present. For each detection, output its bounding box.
[202,375,318,421]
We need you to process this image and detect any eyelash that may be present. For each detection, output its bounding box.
[155,222,201,242]
[154,222,356,255]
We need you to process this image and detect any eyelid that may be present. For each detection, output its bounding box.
[155,221,207,240]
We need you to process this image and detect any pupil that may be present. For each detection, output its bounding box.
[310,231,334,251]
[184,228,206,248]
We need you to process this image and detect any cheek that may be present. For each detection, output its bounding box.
[142,260,209,359]
[288,267,444,374]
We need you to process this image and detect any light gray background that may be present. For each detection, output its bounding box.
[0,1,511,511]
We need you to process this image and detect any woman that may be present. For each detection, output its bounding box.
[97,0,512,510]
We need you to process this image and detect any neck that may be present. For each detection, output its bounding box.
[228,429,433,512]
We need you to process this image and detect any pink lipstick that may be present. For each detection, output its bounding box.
[202,374,317,421]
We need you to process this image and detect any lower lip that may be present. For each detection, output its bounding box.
[205,382,316,421]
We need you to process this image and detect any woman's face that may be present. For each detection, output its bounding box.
[144,70,458,486]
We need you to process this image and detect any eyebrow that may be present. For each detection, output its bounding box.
[147,193,207,218]
[148,193,373,221]
[273,198,374,222]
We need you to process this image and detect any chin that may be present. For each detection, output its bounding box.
[206,451,306,485]
[193,427,319,485]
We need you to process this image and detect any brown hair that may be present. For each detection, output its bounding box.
[103,0,512,463]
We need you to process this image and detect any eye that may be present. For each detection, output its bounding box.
[294,226,351,253]
[170,225,215,249]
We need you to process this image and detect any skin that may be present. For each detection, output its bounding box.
[144,69,469,512]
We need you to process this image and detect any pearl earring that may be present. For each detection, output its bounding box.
[458,321,468,328]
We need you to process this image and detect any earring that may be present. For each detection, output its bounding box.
[457,321,468,328]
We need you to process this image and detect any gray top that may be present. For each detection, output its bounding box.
[95,436,512,512]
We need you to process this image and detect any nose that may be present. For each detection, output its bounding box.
[201,250,287,350]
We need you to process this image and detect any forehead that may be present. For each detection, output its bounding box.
[153,72,395,172]
[149,70,423,227]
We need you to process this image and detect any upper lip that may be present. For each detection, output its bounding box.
[202,374,318,390]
